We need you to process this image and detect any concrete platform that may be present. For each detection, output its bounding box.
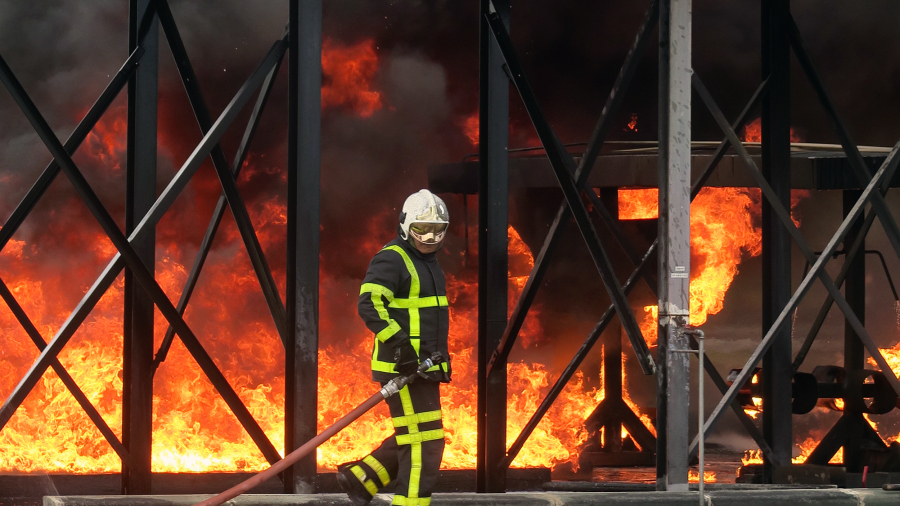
[41,489,900,506]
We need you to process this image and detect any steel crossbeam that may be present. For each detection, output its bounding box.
[486,0,659,377]
[485,2,655,376]
[157,0,287,343]
[690,72,900,453]
[0,40,287,466]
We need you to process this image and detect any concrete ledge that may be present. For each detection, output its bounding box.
[42,489,900,506]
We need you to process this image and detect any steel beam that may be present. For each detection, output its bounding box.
[760,0,792,482]
[0,277,135,468]
[284,0,321,493]
[157,0,287,342]
[485,4,654,376]
[152,43,285,375]
[477,0,509,492]
[487,0,659,375]
[0,41,287,466]
[656,0,692,491]
[123,0,157,493]
[842,189,866,471]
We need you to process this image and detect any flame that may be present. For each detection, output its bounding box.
[688,469,717,483]
[462,113,479,147]
[740,118,802,143]
[321,39,382,117]
[620,188,765,346]
[624,113,638,133]
[0,211,617,473]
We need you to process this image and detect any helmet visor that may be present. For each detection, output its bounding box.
[410,222,448,244]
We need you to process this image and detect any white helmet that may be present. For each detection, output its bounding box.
[399,189,449,245]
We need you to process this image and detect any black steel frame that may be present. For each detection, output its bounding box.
[0,0,320,494]
[0,0,898,496]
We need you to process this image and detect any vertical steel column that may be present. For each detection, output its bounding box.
[842,189,866,471]
[285,0,321,493]
[657,0,691,492]
[477,0,509,493]
[760,0,793,481]
[600,188,623,453]
[123,0,157,494]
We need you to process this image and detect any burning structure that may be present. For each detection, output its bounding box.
[0,0,899,500]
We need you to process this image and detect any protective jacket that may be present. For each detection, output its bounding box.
[358,236,451,383]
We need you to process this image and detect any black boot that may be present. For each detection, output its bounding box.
[337,463,375,506]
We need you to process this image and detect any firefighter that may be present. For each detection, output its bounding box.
[337,189,452,506]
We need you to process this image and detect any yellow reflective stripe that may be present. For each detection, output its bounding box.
[369,292,390,321]
[392,496,431,506]
[363,455,390,487]
[376,320,401,342]
[360,283,395,299]
[411,338,421,356]
[350,465,378,496]
[382,246,421,337]
[392,410,442,428]
[372,358,397,373]
[388,296,448,309]
[382,246,419,297]
[398,386,416,418]
[395,429,445,445]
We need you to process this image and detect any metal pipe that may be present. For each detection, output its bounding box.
[674,327,704,501]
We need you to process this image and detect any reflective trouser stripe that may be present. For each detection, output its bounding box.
[363,455,391,487]
[350,464,378,496]
[398,386,422,501]
[392,409,442,428]
[393,495,432,506]
[395,429,445,445]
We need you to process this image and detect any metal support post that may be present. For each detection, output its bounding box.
[657,0,692,491]
[477,0,509,493]
[760,0,792,482]
[600,188,623,453]
[123,0,157,494]
[285,0,322,493]
[842,189,866,471]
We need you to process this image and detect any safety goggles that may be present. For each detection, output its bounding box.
[410,222,448,244]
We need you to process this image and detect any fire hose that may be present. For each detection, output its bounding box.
[193,352,445,506]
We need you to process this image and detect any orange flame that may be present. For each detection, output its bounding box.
[624,113,638,133]
[740,118,802,143]
[688,469,717,483]
[0,217,617,472]
[321,39,383,117]
[462,113,479,147]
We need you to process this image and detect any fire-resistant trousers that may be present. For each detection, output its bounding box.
[347,380,444,506]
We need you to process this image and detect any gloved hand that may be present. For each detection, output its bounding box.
[393,340,420,375]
